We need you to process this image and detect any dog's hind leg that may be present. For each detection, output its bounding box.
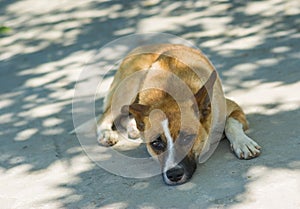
[224,99,261,159]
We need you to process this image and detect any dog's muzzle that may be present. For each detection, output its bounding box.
[162,157,197,185]
[166,165,185,183]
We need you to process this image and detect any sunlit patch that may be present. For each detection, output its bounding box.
[42,118,63,127]
[131,182,150,190]
[233,166,300,208]
[0,113,15,124]
[24,71,66,87]
[13,121,28,127]
[224,63,257,77]
[0,99,13,109]
[176,182,196,191]
[227,81,300,115]
[20,103,65,118]
[101,202,128,209]
[271,46,291,54]
[42,128,64,136]
[15,128,38,141]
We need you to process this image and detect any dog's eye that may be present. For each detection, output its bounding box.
[150,137,165,151]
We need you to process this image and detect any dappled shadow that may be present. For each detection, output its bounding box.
[53,107,300,208]
[0,0,299,208]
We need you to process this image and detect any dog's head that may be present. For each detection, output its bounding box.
[128,71,217,185]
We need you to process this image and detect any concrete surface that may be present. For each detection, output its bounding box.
[1,0,300,208]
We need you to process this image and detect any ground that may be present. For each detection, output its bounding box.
[0,0,300,208]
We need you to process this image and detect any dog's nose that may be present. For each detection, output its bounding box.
[166,166,185,183]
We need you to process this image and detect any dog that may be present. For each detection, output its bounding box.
[96,44,261,185]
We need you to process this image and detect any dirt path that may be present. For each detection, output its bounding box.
[0,0,299,208]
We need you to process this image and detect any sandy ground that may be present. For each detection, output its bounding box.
[1,0,300,208]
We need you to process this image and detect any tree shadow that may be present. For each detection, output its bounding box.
[0,0,299,208]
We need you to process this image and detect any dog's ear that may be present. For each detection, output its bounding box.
[194,71,217,121]
[126,103,150,131]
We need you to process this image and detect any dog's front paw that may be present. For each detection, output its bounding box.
[128,129,140,139]
[230,136,261,160]
[127,118,140,139]
[97,129,119,146]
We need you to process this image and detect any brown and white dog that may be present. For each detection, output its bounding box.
[96,44,261,185]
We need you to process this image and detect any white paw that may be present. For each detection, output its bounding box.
[127,118,140,139]
[128,129,140,139]
[230,136,261,159]
[97,129,119,146]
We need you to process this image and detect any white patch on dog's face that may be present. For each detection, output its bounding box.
[161,119,176,172]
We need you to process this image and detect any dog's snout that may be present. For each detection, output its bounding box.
[166,166,184,183]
